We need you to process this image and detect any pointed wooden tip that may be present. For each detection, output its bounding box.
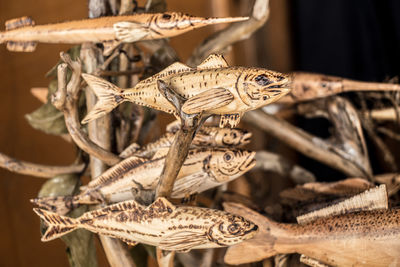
[30,87,48,104]
[191,16,249,26]
[343,79,400,92]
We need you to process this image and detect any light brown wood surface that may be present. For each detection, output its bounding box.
[0,0,289,266]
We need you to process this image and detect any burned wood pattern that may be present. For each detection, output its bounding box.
[0,13,247,52]
[224,202,400,266]
[120,124,252,158]
[34,197,258,251]
[32,148,256,214]
[81,54,291,127]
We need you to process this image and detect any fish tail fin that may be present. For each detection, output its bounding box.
[30,195,80,216]
[81,74,125,124]
[33,208,79,241]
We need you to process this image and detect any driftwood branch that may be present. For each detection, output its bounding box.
[326,97,372,177]
[244,109,370,178]
[80,43,136,267]
[187,0,270,66]
[254,150,315,184]
[52,53,121,166]
[0,151,84,178]
[155,80,204,198]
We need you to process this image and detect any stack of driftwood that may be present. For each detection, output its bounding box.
[1,0,399,266]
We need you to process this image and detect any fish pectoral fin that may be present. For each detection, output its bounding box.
[159,231,207,251]
[7,41,37,52]
[5,16,35,30]
[113,22,150,42]
[147,197,176,214]
[171,173,207,198]
[182,88,234,114]
[219,113,242,128]
[197,54,229,69]
[102,40,121,56]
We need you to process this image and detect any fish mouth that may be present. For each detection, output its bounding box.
[242,131,252,144]
[243,224,258,237]
[240,151,256,171]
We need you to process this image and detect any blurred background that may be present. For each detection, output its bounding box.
[1,0,399,266]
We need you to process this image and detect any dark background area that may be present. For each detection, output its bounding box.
[0,0,399,266]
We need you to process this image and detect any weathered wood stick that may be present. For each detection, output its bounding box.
[155,80,204,198]
[243,110,368,178]
[52,53,121,166]
[81,42,136,267]
[188,0,270,66]
[0,151,84,178]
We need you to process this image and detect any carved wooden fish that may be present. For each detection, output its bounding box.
[120,125,252,158]
[223,202,400,266]
[0,13,247,52]
[34,197,258,251]
[32,148,256,215]
[81,54,291,127]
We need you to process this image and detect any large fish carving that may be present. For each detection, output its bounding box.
[81,54,291,127]
[0,13,247,52]
[32,148,256,215]
[34,198,258,251]
[120,124,252,158]
[224,202,400,266]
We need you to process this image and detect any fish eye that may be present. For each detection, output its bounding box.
[263,95,269,101]
[233,133,237,138]
[224,152,233,161]
[255,74,271,86]
[227,223,240,234]
[162,14,172,19]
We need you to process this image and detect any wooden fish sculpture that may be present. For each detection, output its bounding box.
[0,13,247,53]
[223,202,400,266]
[81,54,291,127]
[32,148,256,215]
[120,124,252,158]
[34,197,258,251]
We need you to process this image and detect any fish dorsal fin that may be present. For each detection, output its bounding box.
[82,200,142,221]
[182,88,234,114]
[151,147,170,159]
[197,54,229,70]
[7,41,37,52]
[155,62,192,79]
[87,156,147,189]
[296,184,388,225]
[5,16,35,31]
[146,197,176,214]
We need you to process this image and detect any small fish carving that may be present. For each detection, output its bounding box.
[81,54,291,127]
[34,197,258,251]
[120,124,252,158]
[0,13,247,53]
[223,202,400,266]
[32,148,256,214]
